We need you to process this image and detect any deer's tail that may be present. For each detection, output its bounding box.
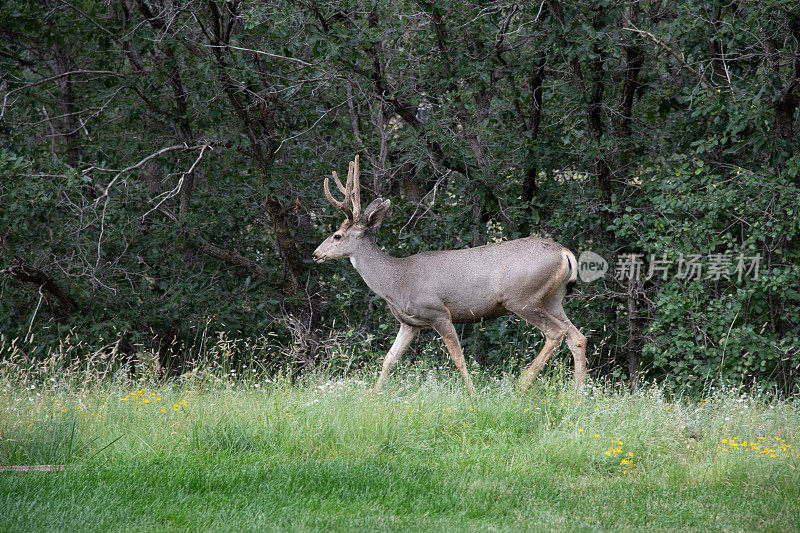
[564,249,578,295]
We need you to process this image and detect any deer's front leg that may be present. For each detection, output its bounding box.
[430,317,476,396]
[374,322,419,392]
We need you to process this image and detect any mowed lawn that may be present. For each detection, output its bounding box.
[1,372,798,532]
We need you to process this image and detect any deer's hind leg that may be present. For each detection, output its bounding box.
[549,306,588,387]
[507,306,569,392]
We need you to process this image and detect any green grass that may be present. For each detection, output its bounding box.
[1,371,798,532]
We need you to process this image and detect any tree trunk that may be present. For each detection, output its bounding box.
[50,45,81,167]
[522,56,546,209]
[625,276,644,391]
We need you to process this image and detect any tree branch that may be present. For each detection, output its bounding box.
[1,70,124,119]
[184,228,266,280]
[1,260,82,315]
[622,20,717,91]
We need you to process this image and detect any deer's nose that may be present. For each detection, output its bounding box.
[312,251,324,263]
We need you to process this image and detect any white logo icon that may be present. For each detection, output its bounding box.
[578,250,608,282]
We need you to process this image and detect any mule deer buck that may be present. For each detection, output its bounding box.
[312,156,587,395]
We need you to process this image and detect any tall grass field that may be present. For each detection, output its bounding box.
[1,365,798,531]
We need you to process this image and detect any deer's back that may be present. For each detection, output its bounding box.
[391,237,570,324]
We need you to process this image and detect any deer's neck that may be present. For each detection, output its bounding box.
[349,237,398,299]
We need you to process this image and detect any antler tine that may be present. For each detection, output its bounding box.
[322,156,363,221]
[323,165,354,220]
[331,169,348,195]
[345,160,354,201]
[323,177,342,208]
[352,155,361,220]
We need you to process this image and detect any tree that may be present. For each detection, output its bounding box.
[1,0,797,392]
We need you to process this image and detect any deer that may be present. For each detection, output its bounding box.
[312,155,587,395]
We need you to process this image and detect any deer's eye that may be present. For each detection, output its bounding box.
[333,234,342,241]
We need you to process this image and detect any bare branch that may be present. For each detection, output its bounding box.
[140,143,212,221]
[1,70,124,119]
[202,43,314,67]
[184,229,266,280]
[90,142,212,272]
[1,260,82,315]
[274,95,350,154]
[87,142,206,198]
[622,20,718,91]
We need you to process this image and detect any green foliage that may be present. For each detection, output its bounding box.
[0,1,798,392]
[0,374,798,530]
[610,160,800,390]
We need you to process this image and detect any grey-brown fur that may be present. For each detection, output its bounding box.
[313,157,587,395]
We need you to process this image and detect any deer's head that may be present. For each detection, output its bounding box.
[312,155,390,263]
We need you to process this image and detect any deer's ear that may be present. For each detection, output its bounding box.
[360,199,391,229]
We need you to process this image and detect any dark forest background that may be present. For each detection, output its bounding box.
[1,0,798,393]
